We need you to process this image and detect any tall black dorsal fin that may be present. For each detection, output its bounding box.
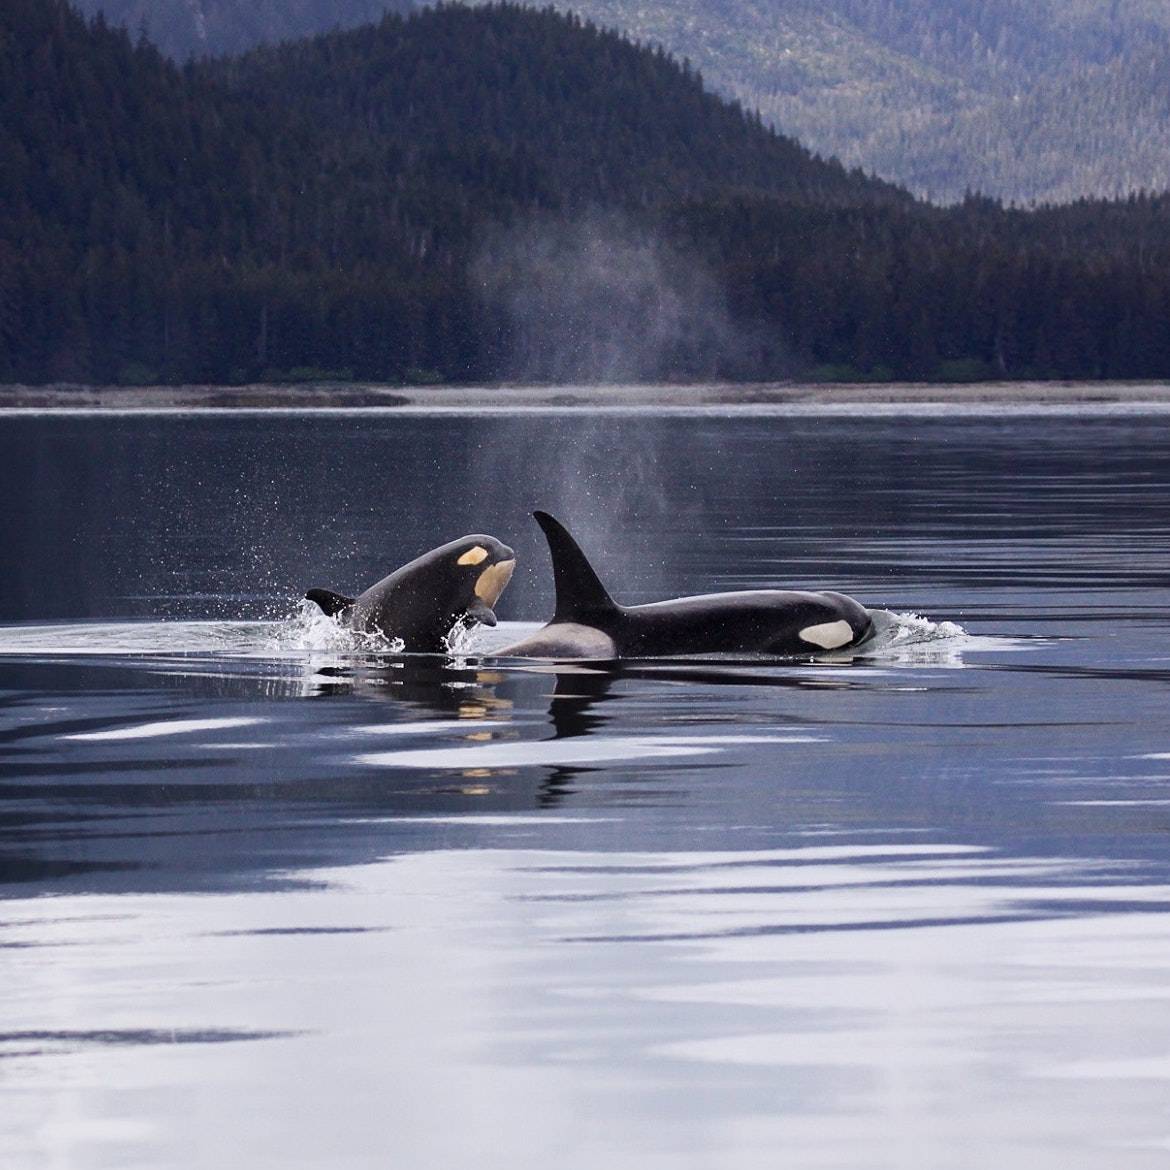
[533,511,618,622]
[305,588,355,618]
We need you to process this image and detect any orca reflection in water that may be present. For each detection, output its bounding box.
[499,512,874,658]
[305,534,515,652]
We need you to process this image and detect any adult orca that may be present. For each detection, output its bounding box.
[498,512,873,658]
[305,534,515,652]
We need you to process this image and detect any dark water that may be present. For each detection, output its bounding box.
[3,406,1170,1168]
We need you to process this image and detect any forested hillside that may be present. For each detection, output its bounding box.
[73,0,1170,202]
[6,0,1170,387]
[466,0,1170,204]
[69,0,415,59]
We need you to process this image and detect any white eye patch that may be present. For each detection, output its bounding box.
[457,546,489,566]
[798,620,854,649]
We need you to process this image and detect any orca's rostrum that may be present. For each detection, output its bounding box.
[498,511,874,659]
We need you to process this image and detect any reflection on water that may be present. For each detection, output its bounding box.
[5,845,1170,1169]
[3,409,1170,1169]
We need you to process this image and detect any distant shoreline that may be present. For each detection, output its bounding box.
[4,381,1170,412]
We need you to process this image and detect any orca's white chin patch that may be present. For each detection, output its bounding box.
[798,619,855,650]
[475,559,515,606]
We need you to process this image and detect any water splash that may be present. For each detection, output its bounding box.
[865,609,975,667]
[277,601,403,654]
[878,609,966,644]
[441,620,479,656]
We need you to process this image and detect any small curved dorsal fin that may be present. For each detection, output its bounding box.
[533,511,618,622]
[305,588,355,618]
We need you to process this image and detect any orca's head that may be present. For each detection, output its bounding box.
[451,534,517,618]
[401,533,516,630]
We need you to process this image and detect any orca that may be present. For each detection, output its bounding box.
[306,534,515,652]
[498,512,873,658]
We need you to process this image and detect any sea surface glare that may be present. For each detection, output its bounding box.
[2,405,1170,1170]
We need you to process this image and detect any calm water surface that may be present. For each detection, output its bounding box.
[2,406,1170,1169]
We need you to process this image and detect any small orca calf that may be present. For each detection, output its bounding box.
[305,534,515,652]
[499,512,873,658]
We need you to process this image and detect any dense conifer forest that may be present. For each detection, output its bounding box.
[5,0,1170,386]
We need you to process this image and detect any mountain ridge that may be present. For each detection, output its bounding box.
[488,0,1170,204]
[77,0,1170,203]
